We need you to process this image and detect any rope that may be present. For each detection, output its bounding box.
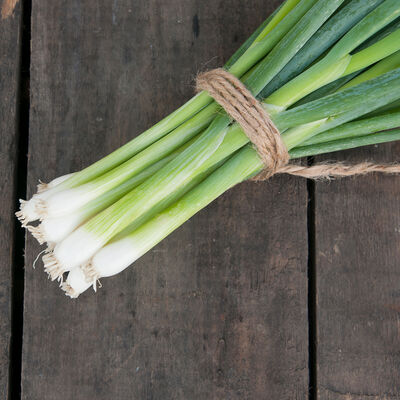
[196,69,400,180]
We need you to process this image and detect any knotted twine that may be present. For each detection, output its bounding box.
[196,68,400,181]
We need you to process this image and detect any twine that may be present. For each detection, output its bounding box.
[196,68,400,180]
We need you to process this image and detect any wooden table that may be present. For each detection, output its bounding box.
[1,0,400,398]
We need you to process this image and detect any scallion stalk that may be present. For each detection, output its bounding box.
[63,145,264,297]
[264,1,400,110]
[301,110,400,146]
[18,0,321,225]
[44,64,400,279]
[27,139,196,246]
[289,128,400,158]
[16,0,400,298]
[36,0,308,192]
[259,0,385,98]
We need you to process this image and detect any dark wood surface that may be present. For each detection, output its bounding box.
[315,142,400,400]
[1,0,399,399]
[0,3,21,398]
[22,0,308,399]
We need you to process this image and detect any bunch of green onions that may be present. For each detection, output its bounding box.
[17,0,400,298]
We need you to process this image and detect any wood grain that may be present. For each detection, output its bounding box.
[23,0,309,399]
[315,142,400,399]
[1,0,19,19]
[0,1,21,398]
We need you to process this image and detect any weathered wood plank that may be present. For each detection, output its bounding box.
[23,0,308,398]
[315,143,400,399]
[0,3,22,398]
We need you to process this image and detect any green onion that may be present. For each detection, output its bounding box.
[16,0,400,297]
[260,0,385,98]
[301,110,400,146]
[46,64,400,281]
[27,138,197,245]
[279,53,400,148]
[49,0,309,188]
[264,0,400,109]
[24,0,347,224]
[63,146,264,297]
[290,128,400,158]
[17,0,317,225]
